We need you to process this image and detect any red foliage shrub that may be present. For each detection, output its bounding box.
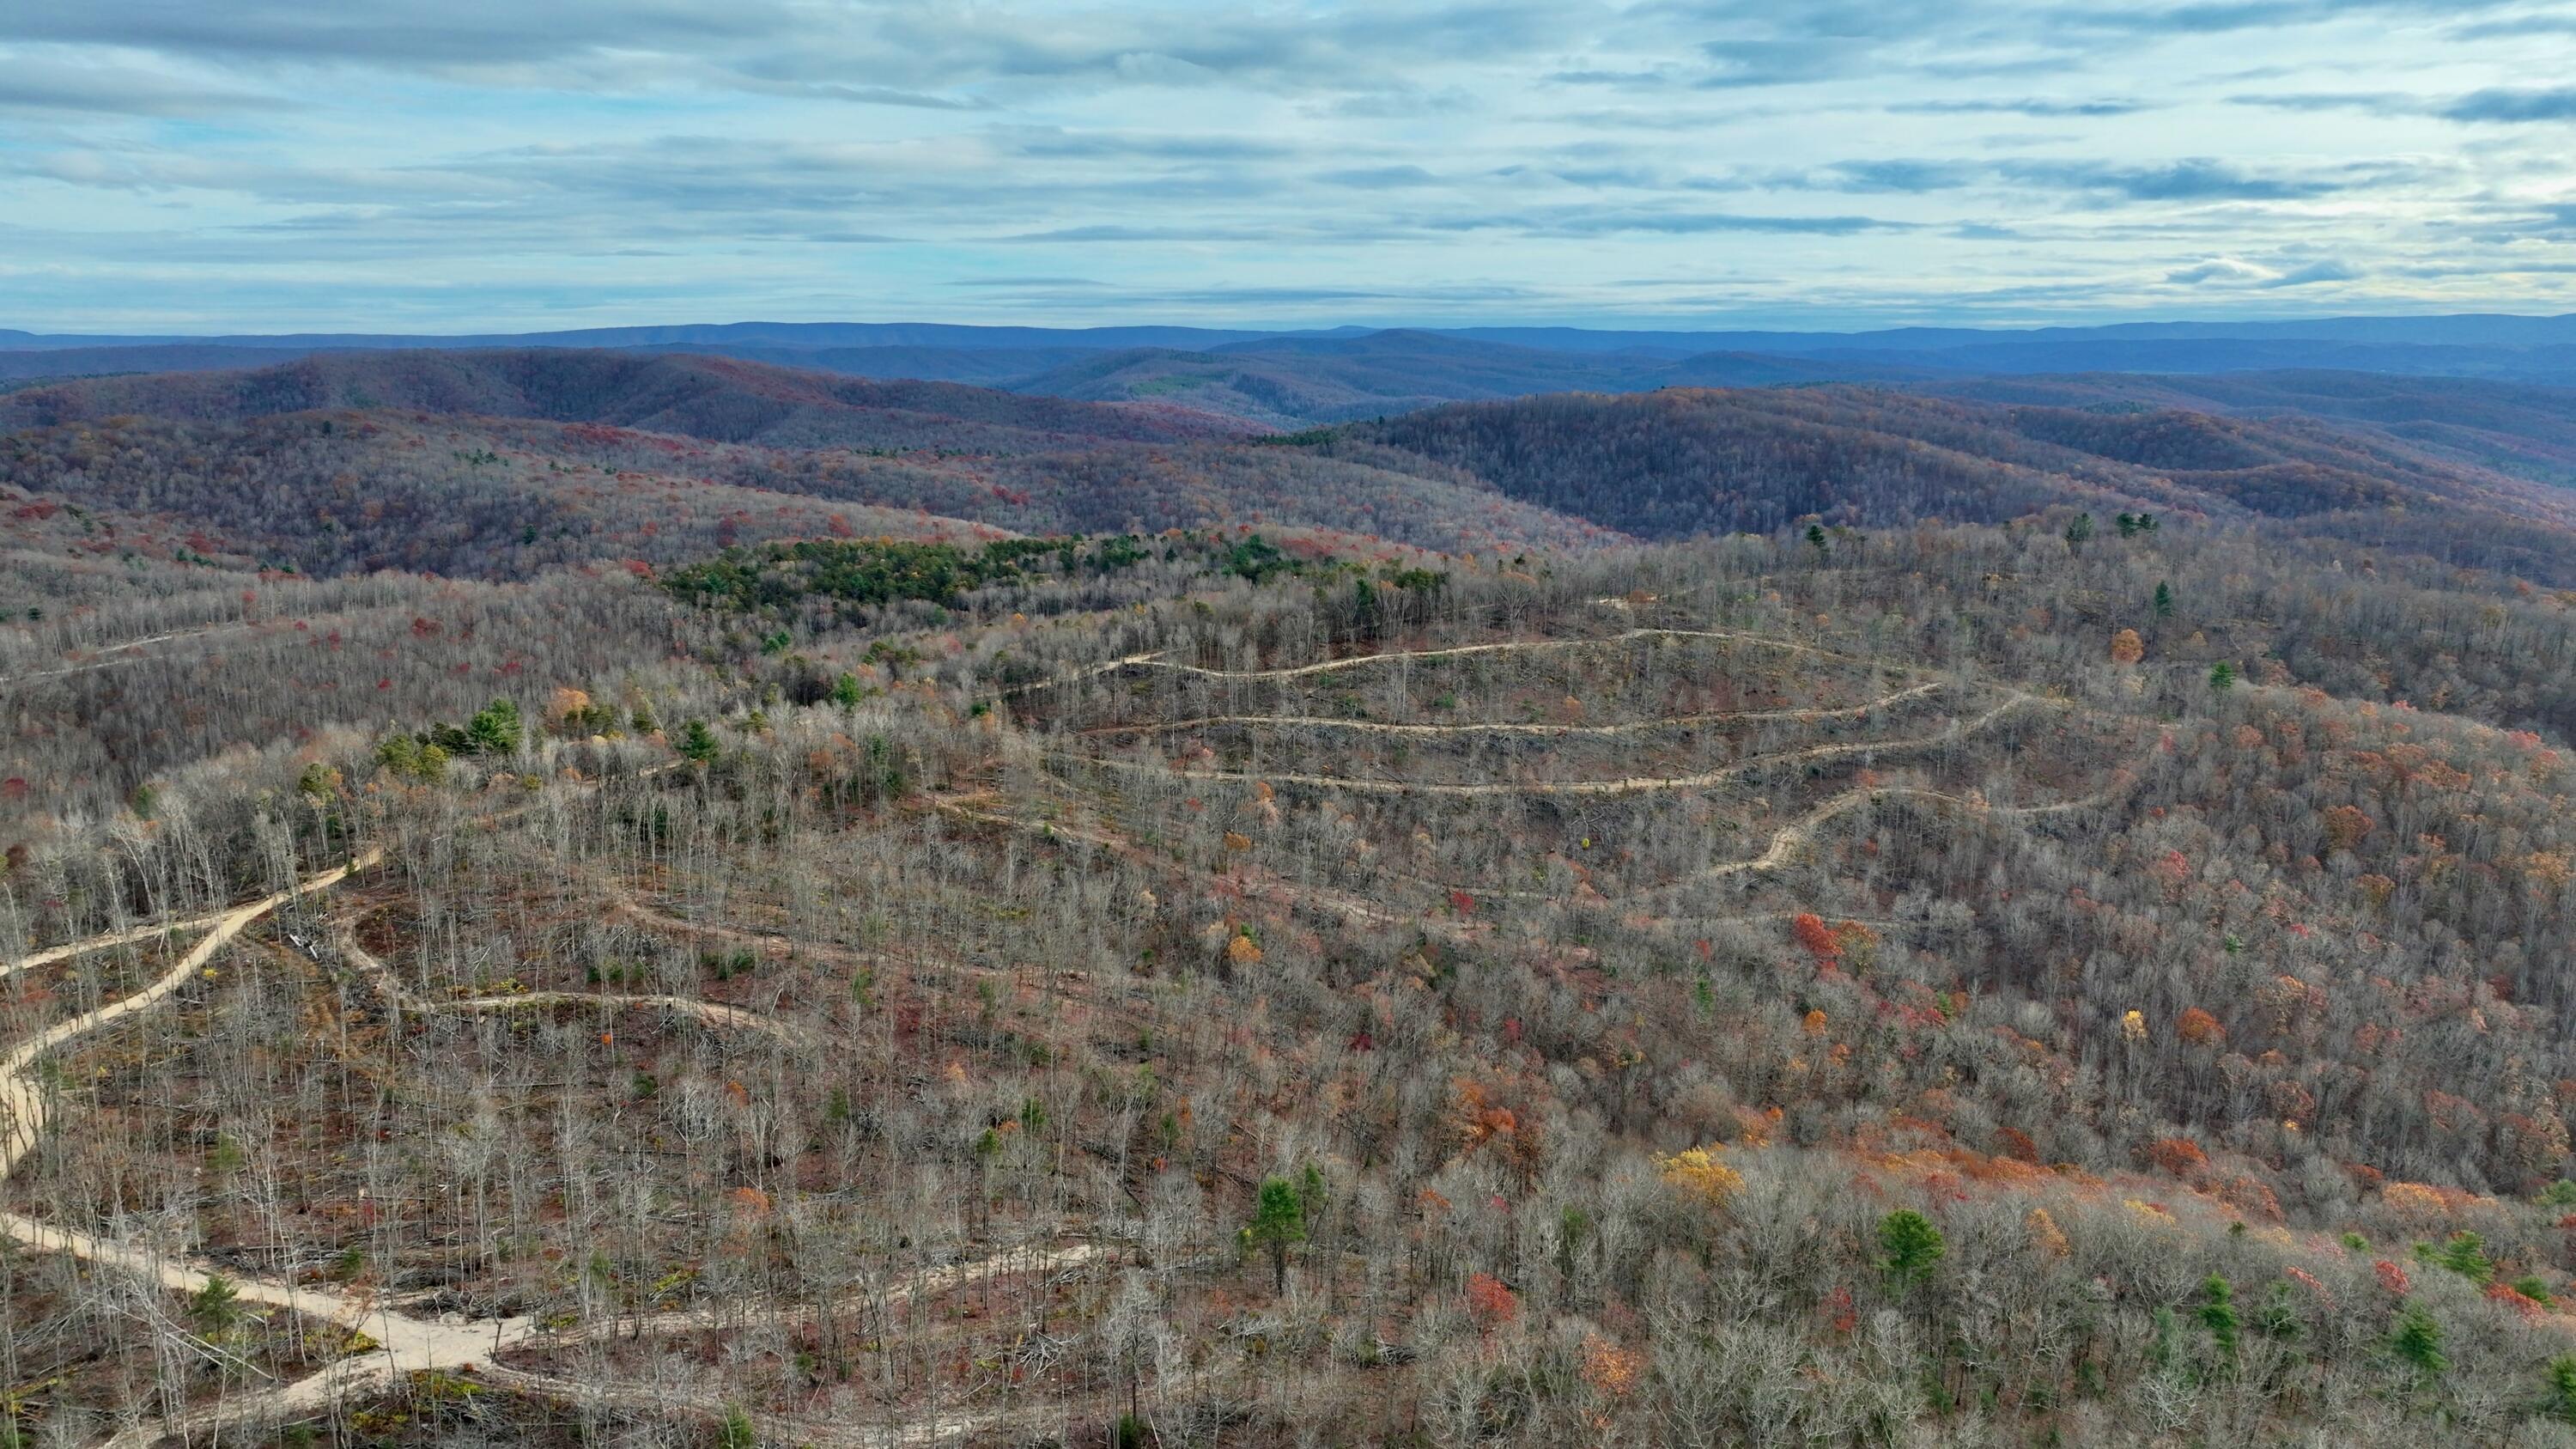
[1820,1284,1857,1336]
[2143,1137,2209,1178]
[1464,1272,1518,1331]
[2486,1282,2547,1319]
[1790,912,1841,965]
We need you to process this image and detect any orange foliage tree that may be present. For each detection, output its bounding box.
[1464,1272,1519,1332]
[2143,1137,2209,1178]
[1790,912,1842,965]
[2322,804,2375,853]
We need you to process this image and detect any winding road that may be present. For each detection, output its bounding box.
[1052,692,2050,797]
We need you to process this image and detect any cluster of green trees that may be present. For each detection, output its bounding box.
[661,531,1408,618]
[376,697,523,780]
[662,535,1151,614]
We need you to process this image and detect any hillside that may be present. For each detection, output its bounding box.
[1327,384,2576,584]
[24,0,2576,1428]
[18,353,2576,1446]
[0,348,1248,452]
[0,352,1614,582]
[13,317,2576,428]
[15,520,2576,1446]
[1923,370,2576,488]
[17,350,2576,594]
[0,343,327,383]
[0,409,983,580]
[1011,332,1934,429]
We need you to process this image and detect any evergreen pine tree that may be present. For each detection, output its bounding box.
[1247,1177,1308,1294]
[2390,1303,2446,1383]
[2199,1275,2239,1361]
[1878,1209,1945,1289]
[679,719,720,764]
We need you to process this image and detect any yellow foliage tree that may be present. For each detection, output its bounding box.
[2025,1206,2070,1259]
[1656,1145,1744,1207]
[2382,1181,2451,1222]
[1578,1331,1643,1400]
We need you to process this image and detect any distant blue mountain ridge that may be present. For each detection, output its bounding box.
[7,314,2575,425]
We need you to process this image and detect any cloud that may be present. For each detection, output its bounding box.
[1783,155,2409,205]
[2448,13,2576,39]
[731,81,993,110]
[1639,0,2537,94]
[2235,84,2576,125]
[1546,68,1678,86]
[945,277,1111,289]
[2261,258,2361,287]
[2227,90,2418,115]
[1123,283,1533,306]
[995,224,1282,243]
[2085,0,2527,35]
[0,57,295,116]
[1892,98,2152,117]
[3,0,2571,329]
[1692,37,1856,88]
[1432,208,1907,236]
[2514,204,2576,235]
[2164,255,2360,287]
[2002,158,2354,202]
[1315,89,1482,119]
[1,2,787,68]
[2099,1,2352,33]
[1810,160,1982,193]
[987,128,1301,162]
[1318,166,1442,189]
[0,0,1572,101]
[2442,88,2576,124]
[2166,258,2271,283]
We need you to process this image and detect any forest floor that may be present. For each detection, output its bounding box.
[6,848,1124,1449]
[3,618,2123,1446]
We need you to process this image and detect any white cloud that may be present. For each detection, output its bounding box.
[0,1,2568,328]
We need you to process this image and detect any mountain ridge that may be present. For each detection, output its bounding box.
[13,315,2576,425]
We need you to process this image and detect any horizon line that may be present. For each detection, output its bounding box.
[8,307,2576,346]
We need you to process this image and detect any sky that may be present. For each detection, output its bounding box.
[3,0,2574,333]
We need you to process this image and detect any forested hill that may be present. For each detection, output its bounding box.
[17,349,2576,587]
[0,347,1248,453]
[1322,383,2576,583]
[1917,369,2576,489]
[25,343,2576,1445]
[0,350,1616,577]
[13,315,2576,427]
